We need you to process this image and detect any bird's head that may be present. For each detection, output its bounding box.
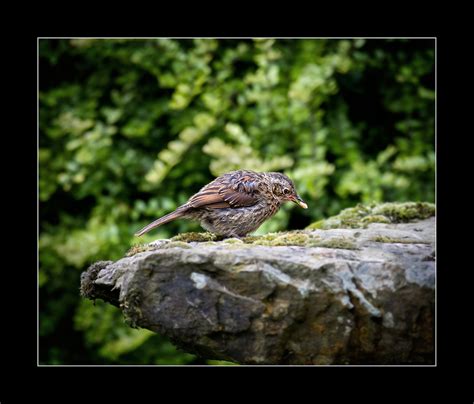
[268,172,308,209]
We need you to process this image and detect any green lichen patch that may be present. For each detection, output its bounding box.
[306,202,435,230]
[171,232,217,242]
[126,244,157,256]
[254,233,280,242]
[371,202,435,223]
[121,289,143,329]
[371,235,430,244]
[239,231,357,249]
[360,215,391,225]
[223,238,244,244]
[270,233,310,246]
[251,240,278,246]
[160,241,193,249]
[309,237,358,250]
[252,232,310,246]
[242,235,260,243]
[243,232,279,245]
[306,204,373,230]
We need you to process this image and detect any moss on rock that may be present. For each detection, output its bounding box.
[223,238,244,244]
[240,231,356,249]
[371,202,435,223]
[252,232,310,246]
[271,233,310,246]
[309,237,358,250]
[171,232,217,242]
[242,235,260,243]
[360,215,391,225]
[126,244,156,256]
[306,202,435,230]
[371,235,430,244]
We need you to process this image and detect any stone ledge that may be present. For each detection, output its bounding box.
[80,204,435,365]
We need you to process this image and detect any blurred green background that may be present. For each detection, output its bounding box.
[39,38,435,365]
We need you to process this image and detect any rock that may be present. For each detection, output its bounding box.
[80,206,435,365]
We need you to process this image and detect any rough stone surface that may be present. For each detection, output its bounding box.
[81,216,435,365]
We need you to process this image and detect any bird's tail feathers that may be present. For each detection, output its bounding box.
[134,207,187,237]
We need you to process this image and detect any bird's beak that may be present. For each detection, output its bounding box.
[291,194,308,209]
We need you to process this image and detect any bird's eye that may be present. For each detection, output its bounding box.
[283,188,290,195]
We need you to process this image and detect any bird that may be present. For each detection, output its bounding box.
[134,169,308,238]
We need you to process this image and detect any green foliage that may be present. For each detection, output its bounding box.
[39,38,435,364]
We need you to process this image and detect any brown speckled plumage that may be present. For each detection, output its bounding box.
[135,170,307,238]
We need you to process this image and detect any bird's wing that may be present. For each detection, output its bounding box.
[188,173,259,209]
